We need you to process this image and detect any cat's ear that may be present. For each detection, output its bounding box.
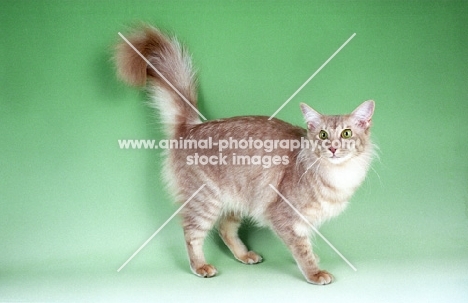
[300,103,322,131]
[351,100,375,129]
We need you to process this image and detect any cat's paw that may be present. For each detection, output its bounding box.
[238,251,263,265]
[193,264,218,278]
[306,270,334,285]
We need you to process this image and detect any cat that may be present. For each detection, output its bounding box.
[115,25,375,285]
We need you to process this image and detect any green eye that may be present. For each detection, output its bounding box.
[319,130,328,140]
[341,129,352,139]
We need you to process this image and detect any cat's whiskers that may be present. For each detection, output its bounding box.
[349,145,382,188]
[368,144,383,187]
[298,156,322,184]
[369,165,382,187]
[295,147,306,172]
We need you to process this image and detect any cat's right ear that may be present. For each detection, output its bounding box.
[300,103,322,131]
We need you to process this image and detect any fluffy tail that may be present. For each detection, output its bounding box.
[115,25,201,137]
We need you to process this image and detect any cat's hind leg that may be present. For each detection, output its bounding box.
[218,213,262,265]
[182,198,222,278]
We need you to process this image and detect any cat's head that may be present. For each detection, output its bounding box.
[300,100,375,165]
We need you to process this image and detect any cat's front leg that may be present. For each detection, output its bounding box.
[273,223,334,285]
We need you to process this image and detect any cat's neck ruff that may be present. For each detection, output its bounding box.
[322,153,371,192]
[309,152,371,224]
[300,147,372,208]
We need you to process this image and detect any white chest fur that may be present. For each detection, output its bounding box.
[325,157,368,191]
[316,156,370,223]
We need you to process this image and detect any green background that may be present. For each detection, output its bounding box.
[1,0,467,302]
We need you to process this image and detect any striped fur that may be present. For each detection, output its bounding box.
[115,25,375,285]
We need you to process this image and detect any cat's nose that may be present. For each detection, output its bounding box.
[329,147,337,154]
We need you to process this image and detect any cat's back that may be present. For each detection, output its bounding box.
[182,115,306,141]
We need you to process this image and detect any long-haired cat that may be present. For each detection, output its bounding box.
[115,25,375,285]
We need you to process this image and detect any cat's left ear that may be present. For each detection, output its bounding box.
[300,103,322,131]
[351,100,375,129]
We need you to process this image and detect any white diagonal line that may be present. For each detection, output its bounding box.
[118,32,207,121]
[117,184,206,272]
[269,33,356,120]
[268,184,357,271]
